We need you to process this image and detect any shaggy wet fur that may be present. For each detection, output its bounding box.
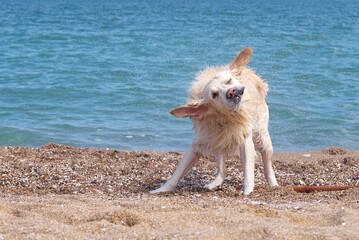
[151,48,278,195]
[189,67,269,156]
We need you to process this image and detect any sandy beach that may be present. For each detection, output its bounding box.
[0,143,358,239]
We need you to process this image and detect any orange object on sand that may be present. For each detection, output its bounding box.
[288,185,358,193]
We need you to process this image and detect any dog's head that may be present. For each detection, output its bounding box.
[171,48,253,119]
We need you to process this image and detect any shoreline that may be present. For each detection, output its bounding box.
[3,143,358,154]
[0,143,358,199]
[0,143,358,239]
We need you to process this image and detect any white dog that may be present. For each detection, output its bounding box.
[151,48,278,195]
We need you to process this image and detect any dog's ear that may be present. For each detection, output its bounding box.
[170,104,209,119]
[229,48,253,71]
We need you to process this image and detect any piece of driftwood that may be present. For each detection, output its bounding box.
[288,185,358,193]
[235,185,358,193]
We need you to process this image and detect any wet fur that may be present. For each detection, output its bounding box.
[151,48,278,195]
[190,67,268,156]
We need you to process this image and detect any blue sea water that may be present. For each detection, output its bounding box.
[0,0,358,152]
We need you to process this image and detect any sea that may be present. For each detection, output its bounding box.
[0,0,358,152]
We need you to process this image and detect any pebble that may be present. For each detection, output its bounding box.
[0,144,358,205]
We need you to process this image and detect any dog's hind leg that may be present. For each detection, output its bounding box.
[150,145,200,193]
[205,155,226,190]
[240,133,256,195]
[259,131,278,186]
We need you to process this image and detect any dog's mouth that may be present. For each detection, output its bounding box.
[233,100,241,113]
[232,95,241,104]
[226,87,244,106]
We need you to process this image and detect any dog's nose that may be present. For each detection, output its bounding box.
[226,87,245,99]
[226,88,236,99]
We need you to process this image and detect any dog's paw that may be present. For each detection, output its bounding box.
[205,180,223,190]
[149,189,163,194]
[205,183,217,190]
[205,175,225,190]
[242,185,254,195]
[149,185,175,194]
[267,179,279,187]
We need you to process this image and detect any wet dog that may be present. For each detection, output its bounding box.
[151,48,278,195]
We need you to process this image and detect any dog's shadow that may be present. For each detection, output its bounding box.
[138,178,241,195]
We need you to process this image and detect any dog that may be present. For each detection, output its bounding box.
[150,48,278,195]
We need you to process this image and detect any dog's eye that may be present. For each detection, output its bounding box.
[212,92,219,99]
[226,79,232,85]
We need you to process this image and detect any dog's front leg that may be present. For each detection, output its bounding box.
[205,155,227,190]
[240,133,256,195]
[150,145,200,193]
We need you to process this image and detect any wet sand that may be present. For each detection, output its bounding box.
[0,143,358,239]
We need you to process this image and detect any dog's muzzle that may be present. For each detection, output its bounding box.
[226,87,245,104]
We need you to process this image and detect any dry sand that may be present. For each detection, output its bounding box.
[0,143,358,239]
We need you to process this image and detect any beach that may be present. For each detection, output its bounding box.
[0,143,358,239]
[1,1,358,239]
